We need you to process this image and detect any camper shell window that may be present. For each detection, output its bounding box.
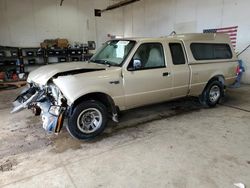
[190,43,232,60]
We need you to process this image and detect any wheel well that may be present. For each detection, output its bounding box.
[206,75,225,87]
[70,92,117,116]
[203,75,225,94]
[199,75,225,104]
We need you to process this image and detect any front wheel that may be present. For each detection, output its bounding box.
[67,100,108,140]
[201,80,224,107]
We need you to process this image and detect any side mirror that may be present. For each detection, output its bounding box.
[127,59,142,71]
[132,59,142,70]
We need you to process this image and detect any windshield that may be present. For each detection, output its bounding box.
[90,40,136,66]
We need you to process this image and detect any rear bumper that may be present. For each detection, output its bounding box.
[225,76,237,86]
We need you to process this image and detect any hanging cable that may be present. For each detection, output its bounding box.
[169,31,176,36]
[237,44,250,57]
[60,0,64,6]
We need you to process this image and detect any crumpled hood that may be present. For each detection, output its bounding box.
[27,62,107,85]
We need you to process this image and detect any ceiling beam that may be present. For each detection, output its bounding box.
[102,0,140,12]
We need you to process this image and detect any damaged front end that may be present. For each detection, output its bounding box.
[11,83,67,134]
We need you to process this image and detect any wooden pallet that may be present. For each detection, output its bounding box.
[0,81,27,88]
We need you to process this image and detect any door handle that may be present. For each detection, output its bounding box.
[162,72,171,77]
[109,80,120,84]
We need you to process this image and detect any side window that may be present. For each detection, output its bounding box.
[169,43,186,65]
[128,43,165,70]
[190,43,232,60]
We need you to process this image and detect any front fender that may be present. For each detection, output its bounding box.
[52,70,124,106]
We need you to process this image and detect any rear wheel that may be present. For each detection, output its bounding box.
[67,100,108,140]
[201,80,224,107]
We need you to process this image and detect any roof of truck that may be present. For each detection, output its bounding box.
[120,33,231,43]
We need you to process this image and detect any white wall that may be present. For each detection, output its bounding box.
[122,0,250,83]
[0,0,123,48]
[1,0,250,83]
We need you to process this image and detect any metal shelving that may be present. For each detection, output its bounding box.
[0,46,24,73]
[0,45,94,74]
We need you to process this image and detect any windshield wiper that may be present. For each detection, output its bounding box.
[89,59,115,67]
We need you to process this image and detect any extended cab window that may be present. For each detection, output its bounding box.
[128,43,165,70]
[169,43,186,65]
[190,43,232,60]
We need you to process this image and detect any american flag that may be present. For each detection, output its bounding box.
[203,26,238,48]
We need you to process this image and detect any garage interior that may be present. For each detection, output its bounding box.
[0,0,250,187]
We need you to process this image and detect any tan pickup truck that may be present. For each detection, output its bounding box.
[12,33,238,140]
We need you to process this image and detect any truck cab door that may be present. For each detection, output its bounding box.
[168,42,190,98]
[122,42,172,109]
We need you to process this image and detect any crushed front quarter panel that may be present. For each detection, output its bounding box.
[27,61,107,85]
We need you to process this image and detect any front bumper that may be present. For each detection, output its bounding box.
[11,86,66,134]
[38,100,66,133]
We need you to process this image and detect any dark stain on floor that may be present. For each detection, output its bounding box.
[0,87,218,157]
[0,159,18,172]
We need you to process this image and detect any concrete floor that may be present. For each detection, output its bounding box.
[0,85,250,188]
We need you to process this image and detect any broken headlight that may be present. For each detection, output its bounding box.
[46,83,66,106]
[48,105,61,116]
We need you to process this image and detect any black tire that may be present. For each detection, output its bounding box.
[201,80,224,107]
[67,100,108,140]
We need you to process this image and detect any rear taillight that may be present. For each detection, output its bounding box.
[236,65,240,75]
